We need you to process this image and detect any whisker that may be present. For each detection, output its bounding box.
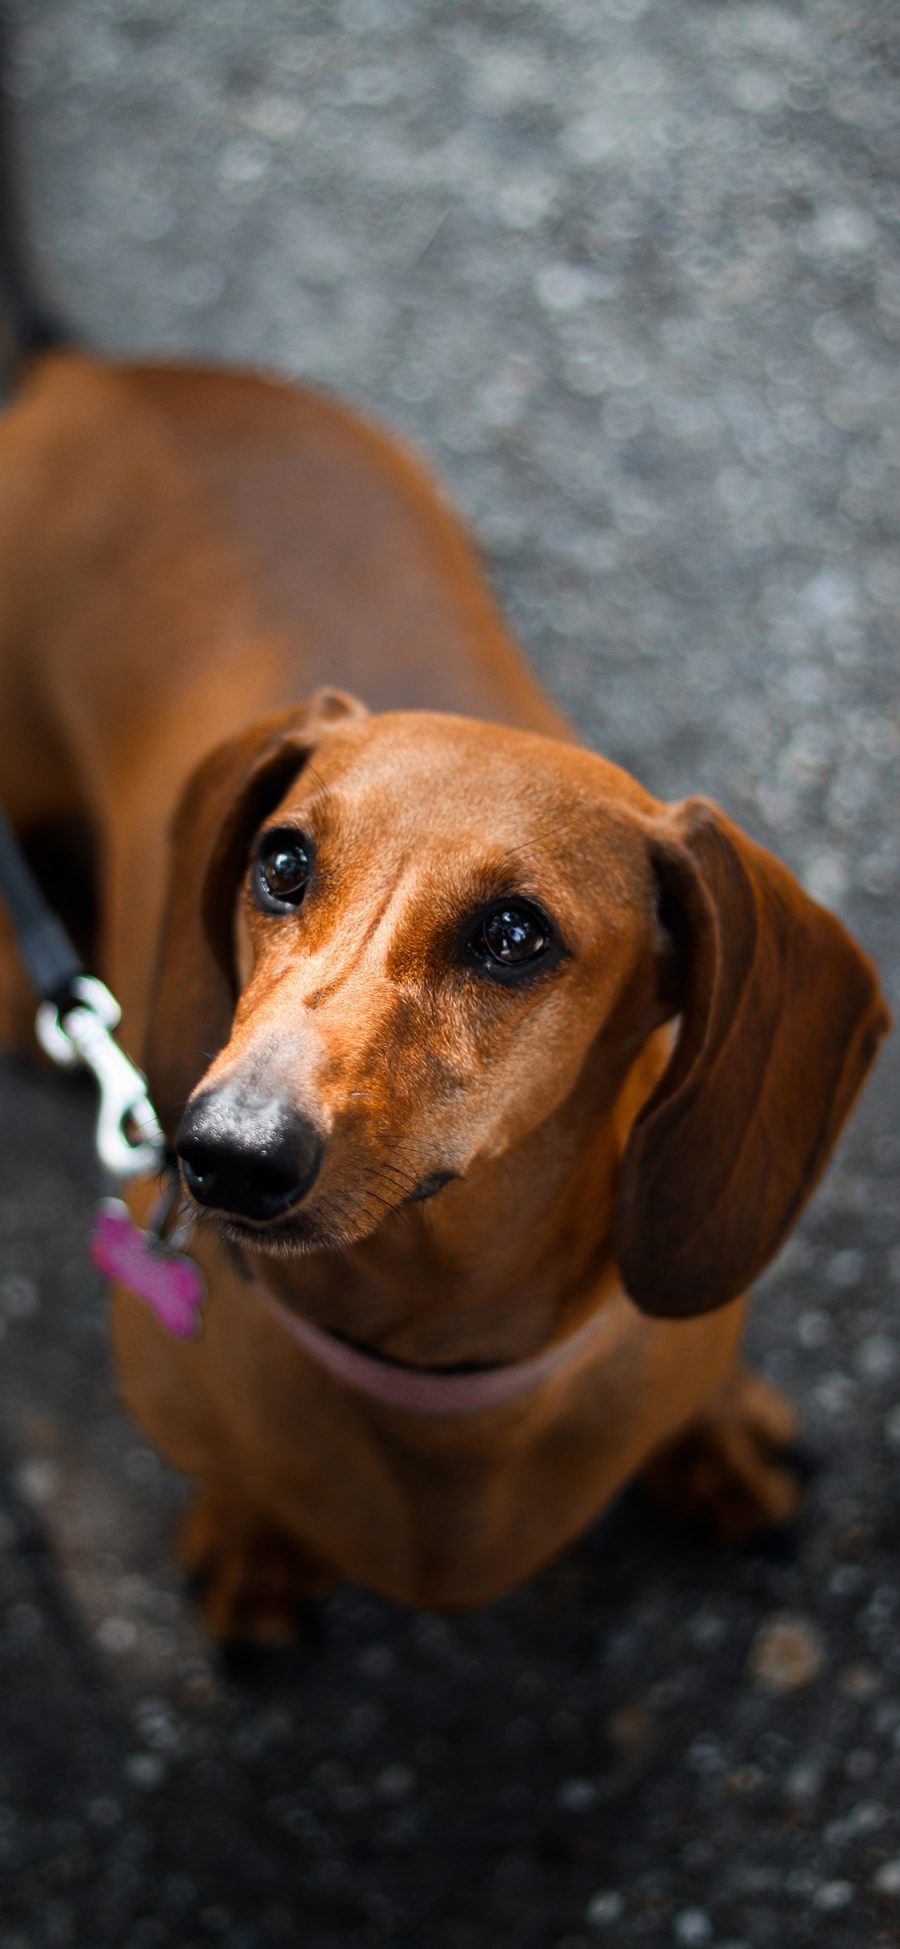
[361,1160,421,1198]
[304,762,334,804]
[488,807,594,878]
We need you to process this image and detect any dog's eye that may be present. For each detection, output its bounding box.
[253,830,312,912]
[468,901,551,975]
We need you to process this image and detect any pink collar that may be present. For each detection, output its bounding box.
[256,1282,624,1416]
[89,1199,623,1409]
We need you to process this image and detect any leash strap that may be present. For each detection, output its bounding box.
[0,801,83,1004]
[0,799,167,1178]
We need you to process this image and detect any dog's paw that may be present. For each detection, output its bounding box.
[642,1368,802,1545]
[179,1487,335,1645]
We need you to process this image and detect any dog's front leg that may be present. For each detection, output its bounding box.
[179,1483,338,1646]
[640,1366,802,1544]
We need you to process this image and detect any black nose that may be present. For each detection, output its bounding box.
[176,1085,323,1223]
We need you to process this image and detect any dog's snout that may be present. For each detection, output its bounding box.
[176,1085,323,1223]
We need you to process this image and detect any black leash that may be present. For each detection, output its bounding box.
[0,801,167,1178]
[0,801,83,1005]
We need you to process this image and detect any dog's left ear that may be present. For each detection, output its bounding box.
[144,688,366,1136]
[616,797,889,1319]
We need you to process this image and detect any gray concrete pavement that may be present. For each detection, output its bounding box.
[1,2,898,1944]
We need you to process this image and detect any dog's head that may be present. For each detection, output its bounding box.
[146,692,888,1317]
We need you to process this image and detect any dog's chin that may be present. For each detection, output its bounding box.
[213,1196,414,1260]
[215,1209,354,1260]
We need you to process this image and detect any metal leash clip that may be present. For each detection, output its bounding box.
[34,974,166,1179]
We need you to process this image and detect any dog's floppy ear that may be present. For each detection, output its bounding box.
[616,797,889,1319]
[145,688,366,1136]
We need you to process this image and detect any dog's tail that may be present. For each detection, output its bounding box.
[0,19,71,388]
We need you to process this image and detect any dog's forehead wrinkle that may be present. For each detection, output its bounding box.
[278,720,633,835]
[274,748,655,897]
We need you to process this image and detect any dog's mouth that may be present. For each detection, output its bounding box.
[400,1169,459,1206]
[185,1166,459,1258]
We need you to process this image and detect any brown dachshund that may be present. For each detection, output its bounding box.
[0,342,889,1640]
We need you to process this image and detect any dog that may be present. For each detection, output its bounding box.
[0,149,888,1643]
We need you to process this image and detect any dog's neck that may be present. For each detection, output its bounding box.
[250,1020,671,1372]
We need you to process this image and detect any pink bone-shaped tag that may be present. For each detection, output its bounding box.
[90,1198,205,1338]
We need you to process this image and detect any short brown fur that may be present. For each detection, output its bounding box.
[0,351,888,1636]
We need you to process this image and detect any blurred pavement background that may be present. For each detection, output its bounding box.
[0,2,898,1945]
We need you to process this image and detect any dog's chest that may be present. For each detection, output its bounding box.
[151,1278,740,1608]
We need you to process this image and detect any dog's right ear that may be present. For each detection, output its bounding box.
[615,797,889,1319]
[144,688,366,1137]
